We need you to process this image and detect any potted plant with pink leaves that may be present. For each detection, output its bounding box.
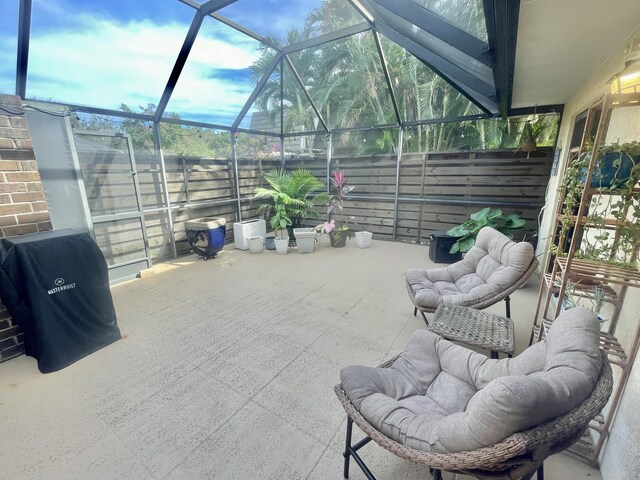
[317,170,355,248]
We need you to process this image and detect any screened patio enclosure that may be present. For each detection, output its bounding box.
[1,0,561,280]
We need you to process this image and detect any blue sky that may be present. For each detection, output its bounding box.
[0,0,324,125]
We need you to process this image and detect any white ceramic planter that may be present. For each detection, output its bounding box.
[247,235,264,254]
[275,237,289,255]
[233,219,266,250]
[293,228,316,254]
[356,231,373,248]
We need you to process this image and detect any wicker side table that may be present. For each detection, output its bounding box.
[430,305,515,358]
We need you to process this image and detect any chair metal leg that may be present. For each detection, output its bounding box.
[414,307,417,317]
[343,417,377,480]
[430,468,443,480]
[420,310,429,326]
[536,463,544,480]
[504,295,511,318]
[343,417,353,478]
[490,350,499,359]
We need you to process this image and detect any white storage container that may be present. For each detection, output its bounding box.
[233,219,266,250]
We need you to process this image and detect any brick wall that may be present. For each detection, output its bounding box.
[0,93,51,362]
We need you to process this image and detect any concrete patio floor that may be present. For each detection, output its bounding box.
[0,238,602,479]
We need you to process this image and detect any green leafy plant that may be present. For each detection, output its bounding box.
[557,141,640,267]
[254,169,328,238]
[447,207,526,254]
[520,120,546,144]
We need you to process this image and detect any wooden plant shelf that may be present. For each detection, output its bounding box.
[543,273,618,302]
[556,257,640,288]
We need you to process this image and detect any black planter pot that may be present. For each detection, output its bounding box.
[329,228,348,248]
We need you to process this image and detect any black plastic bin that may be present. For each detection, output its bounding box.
[428,231,463,263]
[185,217,226,259]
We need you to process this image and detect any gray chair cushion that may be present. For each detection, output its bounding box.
[406,227,534,311]
[340,307,601,454]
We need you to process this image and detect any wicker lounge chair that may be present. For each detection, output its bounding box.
[406,227,538,325]
[335,308,612,480]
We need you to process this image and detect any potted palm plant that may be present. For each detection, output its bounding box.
[254,169,328,246]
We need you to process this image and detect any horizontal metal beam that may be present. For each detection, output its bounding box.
[159,116,230,130]
[349,194,541,209]
[331,123,399,134]
[235,127,281,137]
[65,103,154,121]
[211,13,280,50]
[169,197,238,211]
[282,22,372,54]
[279,130,327,138]
[508,104,564,116]
[401,113,490,128]
[177,0,200,10]
[200,0,238,16]
[370,0,491,66]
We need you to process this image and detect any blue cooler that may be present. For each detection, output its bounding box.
[185,217,226,259]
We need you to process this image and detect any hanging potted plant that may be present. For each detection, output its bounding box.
[520,119,546,153]
[317,170,355,248]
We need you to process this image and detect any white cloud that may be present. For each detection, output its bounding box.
[26,13,263,124]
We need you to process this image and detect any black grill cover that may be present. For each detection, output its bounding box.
[0,229,120,373]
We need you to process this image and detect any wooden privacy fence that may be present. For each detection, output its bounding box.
[80,148,552,264]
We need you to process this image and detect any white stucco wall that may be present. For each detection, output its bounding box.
[537,28,640,480]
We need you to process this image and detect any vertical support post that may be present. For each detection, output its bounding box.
[326,133,332,192]
[231,131,242,222]
[392,128,403,242]
[153,122,177,259]
[280,136,285,168]
[16,0,32,99]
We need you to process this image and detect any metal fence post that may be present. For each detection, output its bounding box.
[393,127,403,242]
[231,131,242,222]
[153,122,177,259]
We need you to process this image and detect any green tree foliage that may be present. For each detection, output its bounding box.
[249,0,558,154]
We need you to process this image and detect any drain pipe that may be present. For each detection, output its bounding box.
[392,128,403,242]
[153,122,177,259]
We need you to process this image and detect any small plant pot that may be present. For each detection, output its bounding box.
[293,228,316,254]
[265,236,276,250]
[329,228,348,248]
[521,141,537,152]
[355,231,373,248]
[247,235,264,254]
[274,237,289,255]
